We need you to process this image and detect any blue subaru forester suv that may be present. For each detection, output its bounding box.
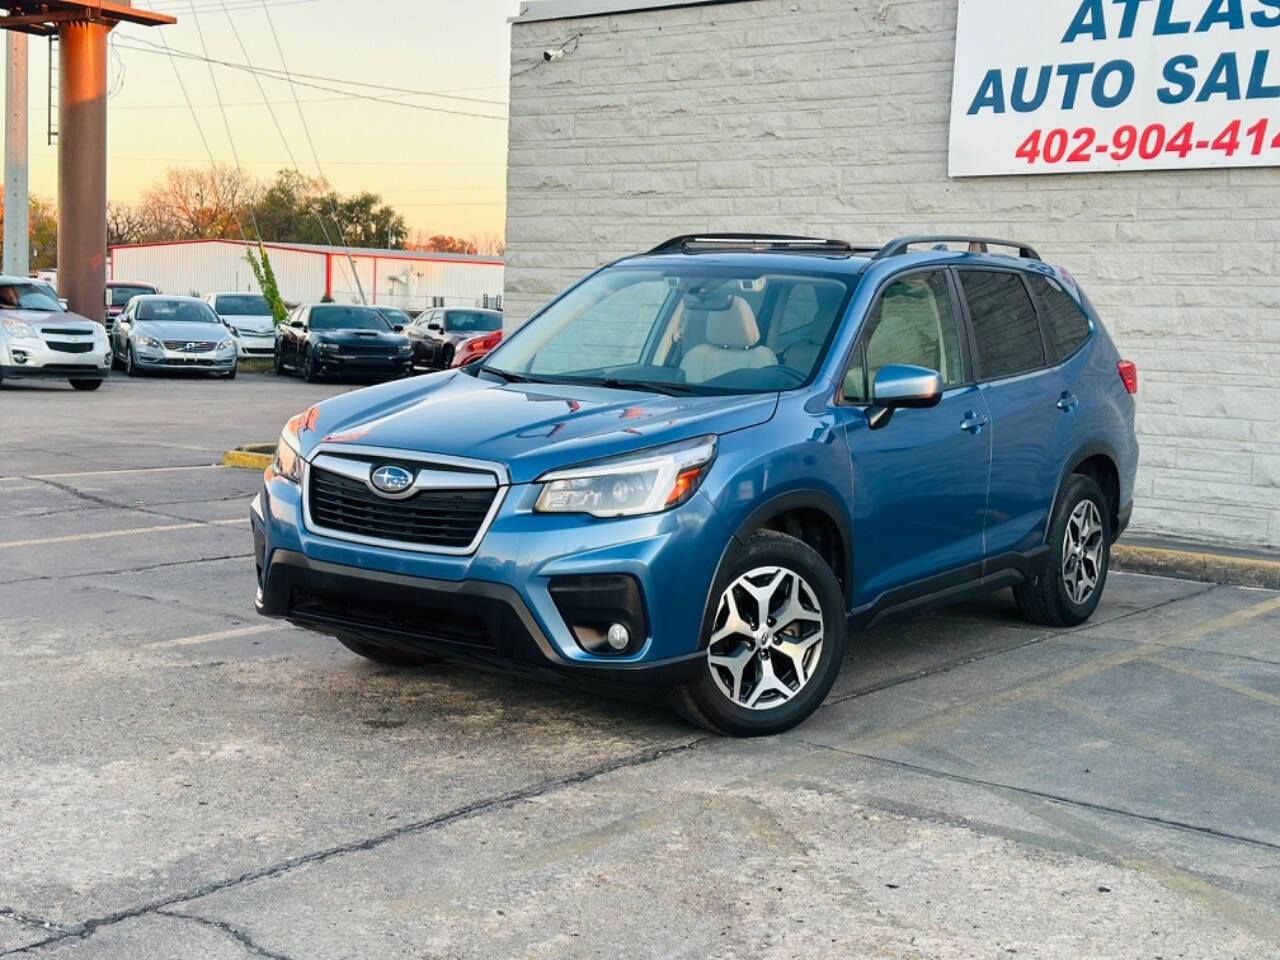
[252,234,1138,736]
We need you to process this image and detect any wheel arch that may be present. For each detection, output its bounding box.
[1054,442,1122,541]
[698,490,855,648]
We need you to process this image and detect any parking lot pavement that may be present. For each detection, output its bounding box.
[2,376,1279,959]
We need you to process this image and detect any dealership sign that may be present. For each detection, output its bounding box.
[949,0,1280,176]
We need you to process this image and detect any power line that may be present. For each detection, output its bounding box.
[257,0,366,302]
[114,36,508,112]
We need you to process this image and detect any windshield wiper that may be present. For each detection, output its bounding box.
[584,377,693,397]
[479,365,541,384]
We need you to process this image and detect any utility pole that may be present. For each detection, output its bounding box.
[4,31,28,278]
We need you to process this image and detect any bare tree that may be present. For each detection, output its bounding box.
[139,165,260,240]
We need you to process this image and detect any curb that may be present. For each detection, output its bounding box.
[1113,544,1280,591]
[222,444,274,471]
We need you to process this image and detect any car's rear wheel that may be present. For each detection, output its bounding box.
[1013,473,1110,627]
[69,379,103,391]
[670,530,845,737]
[336,635,443,667]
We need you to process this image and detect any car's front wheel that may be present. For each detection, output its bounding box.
[670,530,846,737]
[125,344,141,377]
[336,635,443,667]
[1013,473,1110,627]
[69,379,103,391]
[303,348,321,383]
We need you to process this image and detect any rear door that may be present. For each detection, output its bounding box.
[837,268,992,607]
[955,268,1062,561]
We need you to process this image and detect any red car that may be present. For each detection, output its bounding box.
[450,327,503,367]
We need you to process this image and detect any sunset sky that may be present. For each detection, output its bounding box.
[16,0,519,240]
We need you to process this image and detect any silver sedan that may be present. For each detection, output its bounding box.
[111,296,238,379]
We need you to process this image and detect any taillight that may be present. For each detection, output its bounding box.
[1117,360,1138,395]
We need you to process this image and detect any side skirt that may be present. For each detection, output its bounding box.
[848,547,1051,631]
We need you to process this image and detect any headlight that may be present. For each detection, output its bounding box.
[217,338,236,351]
[227,325,240,336]
[1,317,38,340]
[398,343,413,355]
[268,407,317,485]
[535,435,717,518]
[136,336,162,349]
[317,341,339,352]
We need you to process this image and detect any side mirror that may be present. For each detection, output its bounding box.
[866,364,943,430]
[392,324,404,333]
[58,298,68,310]
[427,323,442,333]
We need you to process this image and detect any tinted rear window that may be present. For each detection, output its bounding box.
[959,271,1045,380]
[1027,275,1091,361]
[214,294,270,316]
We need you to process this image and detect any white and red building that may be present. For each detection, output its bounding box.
[109,239,504,312]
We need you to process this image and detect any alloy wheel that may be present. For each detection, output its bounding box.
[1062,499,1104,605]
[706,565,824,710]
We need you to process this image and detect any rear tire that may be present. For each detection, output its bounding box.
[336,635,443,667]
[69,379,103,391]
[1013,474,1110,628]
[669,530,846,737]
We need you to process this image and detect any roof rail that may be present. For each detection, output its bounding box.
[873,235,1041,261]
[647,234,877,256]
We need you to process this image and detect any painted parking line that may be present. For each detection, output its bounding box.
[147,623,295,649]
[0,464,228,482]
[0,517,247,550]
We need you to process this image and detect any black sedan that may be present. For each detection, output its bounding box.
[403,307,503,370]
[274,303,414,383]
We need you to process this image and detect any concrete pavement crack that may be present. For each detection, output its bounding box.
[157,910,295,960]
[795,741,1280,853]
[0,738,707,956]
[0,908,66,936]
[24,476,240,530]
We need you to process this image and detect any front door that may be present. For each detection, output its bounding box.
[836,269,992,609]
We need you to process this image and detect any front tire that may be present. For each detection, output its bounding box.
[221,364,237,380]
[69,379,103,391]
[670,530,846,737]
[1013,474,1111,628]
[337,635,443,667]
[125,344,141,377]
[303,348,321,383]
[440,345,455,369]
[273,345,286,375]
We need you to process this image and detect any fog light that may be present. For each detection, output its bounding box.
[606,623,630,651]
[12,350,27,364]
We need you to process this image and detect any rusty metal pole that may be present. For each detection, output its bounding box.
[56,18,108,324]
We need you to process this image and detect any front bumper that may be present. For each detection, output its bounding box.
[135,345,236,372]
[251,468,732,684]
[315,352,413,377]
[234,334,275,358]
[1,337,112,379]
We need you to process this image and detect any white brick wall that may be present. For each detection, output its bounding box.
[505,0,1280,550]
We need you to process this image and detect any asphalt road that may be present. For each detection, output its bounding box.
[2,373,1279,959]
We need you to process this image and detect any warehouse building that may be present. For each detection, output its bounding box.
[504,0,1280,550]
[110,239,505,312]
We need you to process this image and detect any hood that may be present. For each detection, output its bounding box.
[221,314,274,334]
[312,329,408,347]
[298,370,778,484]
[8,309,99,333]
[134,319,229,342]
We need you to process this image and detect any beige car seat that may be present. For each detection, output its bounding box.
[679,297,776,383]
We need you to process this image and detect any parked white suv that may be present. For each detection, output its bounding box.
[204,292,276,358]
[0,276,111,391]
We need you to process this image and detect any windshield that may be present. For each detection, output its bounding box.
[378,308,411,325]
[447,310,502,333]
[213,294,270,316]
[0,282,64,312]
[310,305,391,332]
[484,265,854,394]
[136,300,221,323]
[109,284,156,307]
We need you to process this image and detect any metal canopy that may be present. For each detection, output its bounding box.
[0,2,175,35]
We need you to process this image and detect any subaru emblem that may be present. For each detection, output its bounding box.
[370,464,414,496]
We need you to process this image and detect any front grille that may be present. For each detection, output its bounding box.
[332,342,395,357]
[308,465,495,549]
[47,341,94,354]
[41,327,93,336]
[162,340,217,351]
